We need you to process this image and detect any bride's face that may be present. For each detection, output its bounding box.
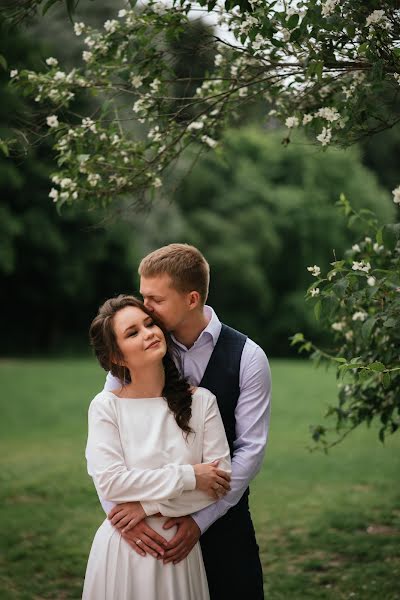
[112,305,167,371]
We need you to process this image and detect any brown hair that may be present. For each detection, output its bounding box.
[138,243,210,304]
[89,295,193,435]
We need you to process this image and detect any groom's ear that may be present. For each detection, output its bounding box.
[187,290,201,310]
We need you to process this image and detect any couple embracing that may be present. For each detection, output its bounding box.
[83,243,271,600]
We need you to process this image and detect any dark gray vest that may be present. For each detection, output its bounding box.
[199,324,265,600]
[200,323,247,456]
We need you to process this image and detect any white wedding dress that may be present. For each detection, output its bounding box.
[82,387,231,600]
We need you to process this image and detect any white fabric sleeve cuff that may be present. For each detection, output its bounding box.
[182,464,196,491]
[141,500,160,516]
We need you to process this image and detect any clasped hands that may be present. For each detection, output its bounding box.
[108,460,230,564]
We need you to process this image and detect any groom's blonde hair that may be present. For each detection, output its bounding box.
[138,243,210,304]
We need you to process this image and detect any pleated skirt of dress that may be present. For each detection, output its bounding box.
[82,517,210,600]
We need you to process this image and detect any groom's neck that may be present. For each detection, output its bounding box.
[172,308,210,349]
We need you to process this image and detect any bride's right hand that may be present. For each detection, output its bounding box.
[193,460,231,499]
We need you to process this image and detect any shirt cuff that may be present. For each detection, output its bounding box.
[141,500,160,516]
[182,464,196,490]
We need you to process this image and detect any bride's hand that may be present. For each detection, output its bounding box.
[193,460,231,499]
[108,501,146,533]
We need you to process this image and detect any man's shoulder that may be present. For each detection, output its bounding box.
[219,321,268,360]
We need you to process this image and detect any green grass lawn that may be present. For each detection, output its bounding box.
[1,359,399,599]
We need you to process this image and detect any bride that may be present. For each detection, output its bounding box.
[82,295,231,599]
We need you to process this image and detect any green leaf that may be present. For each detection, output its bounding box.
[287,14,300,29]
[376,227,384,246]
[66,0,78,19]
[383,318,396,328]
[42,0,60,15]
[368,362,386,372]
[359,368,371,381]
[358,42,368,55]
[0,55,7,70]
[0,141,9,157]
[290,332,305,346]
[382,372,391,389]
[361,317,376,340]
[333,357,347,363]
[382,224,400,251]
[314,300,321,321]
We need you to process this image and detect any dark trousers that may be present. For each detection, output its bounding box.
[200,499,264,600]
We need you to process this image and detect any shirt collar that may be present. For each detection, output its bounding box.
[170,305,222,350]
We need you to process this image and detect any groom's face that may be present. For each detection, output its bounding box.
[140,273,192,333]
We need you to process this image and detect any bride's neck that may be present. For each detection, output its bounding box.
[118,361,165,398]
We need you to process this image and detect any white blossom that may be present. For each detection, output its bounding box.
[352,244,361,252]
[214,54,223,67]
[392,185,400,205]
[316,126,332,146]
[285,116,299,128]
[148,126,162,142]
[302,114,313,125]
[352,261,371,273]
[345,330,354,341]
[104,19,119,33]
[367,276,376,287]
[46,115,59,128]
[332,321,345,331]
[316,107,341,122]
[310,287,320,297]
[82,51,93,63]
[10,69,18,78]
[373,243,384,253]
[46,57,58,67]
[133,98,147,113]
[201,135,218,149]
[307,265,321,277]
[321,0,339,18]
[74,22,85,36]
[394,74,400,85]
[49,188,59,202]
[153,177,162,188]
[87,173,101,187]
[60,178,73,189]
[238,87,248,97]
[118,9,127,18]
[352,311,368,322]
[150,78,161,93]
[187,121,204,131]
[365,237,372,243]
[53,71,66,81]
[82,118,97,133]
[84,36,96,49]
[366,10,393,31]
[131,75,143,89]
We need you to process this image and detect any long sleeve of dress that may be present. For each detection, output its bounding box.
[141,392,231,517]
[86,394,196,503]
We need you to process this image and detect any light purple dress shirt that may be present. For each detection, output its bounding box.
[104,306,271,534]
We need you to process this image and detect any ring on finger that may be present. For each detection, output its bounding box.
[136,538,143,545]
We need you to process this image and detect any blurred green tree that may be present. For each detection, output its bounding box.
[172,128,395,354]
[0,18,139,353]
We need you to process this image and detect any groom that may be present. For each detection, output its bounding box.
[104,243,271,599]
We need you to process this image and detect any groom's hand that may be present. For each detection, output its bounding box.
[162,516,201,564]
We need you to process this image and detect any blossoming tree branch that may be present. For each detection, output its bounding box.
[8,0,400,207]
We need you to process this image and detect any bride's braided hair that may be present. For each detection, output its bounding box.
[89,295,193,435]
